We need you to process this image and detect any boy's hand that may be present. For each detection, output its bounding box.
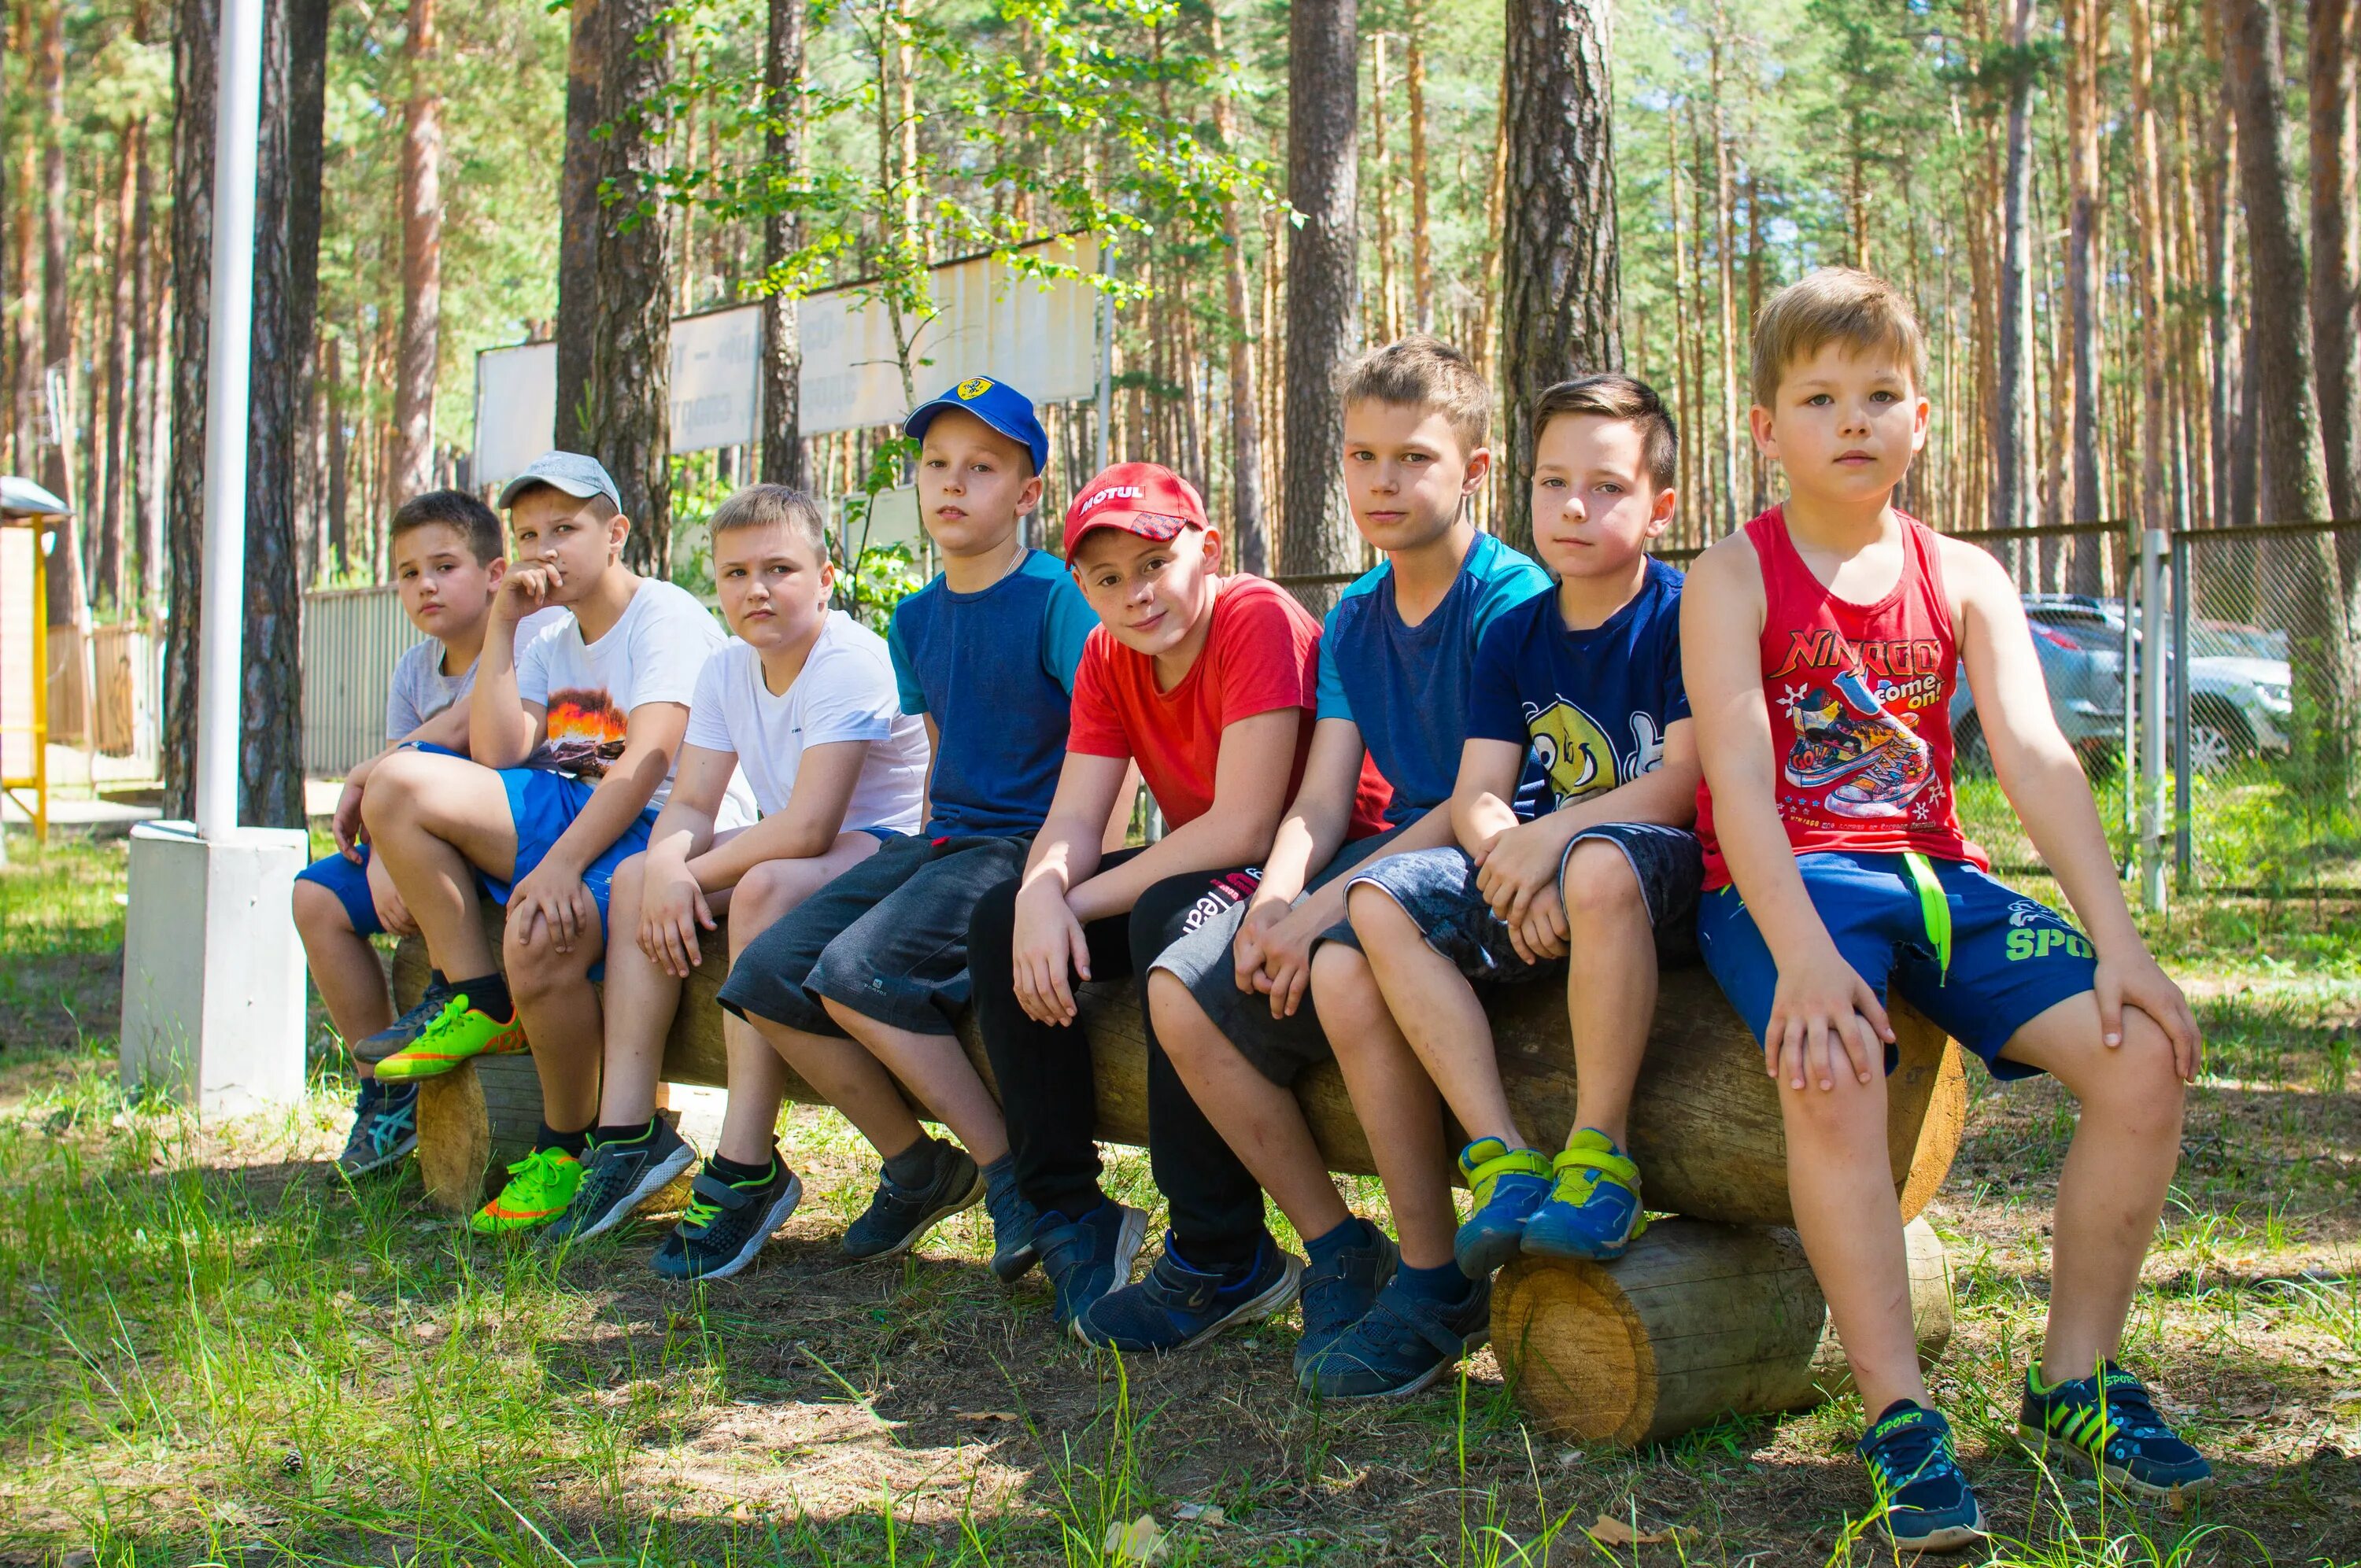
[1011,881,1089,1027]
[1507,884,1568,966]
[365,854,417,938]
[1475,817,1562,928]
[1765,946,1893,1093]
[496,562,563,622]
[1231,895,1287,994]
[637,859,715,979]
[510,859,597,955]
[333,775,368,861]
[1251,898,1332,1020]
[2097,948,2203,1081]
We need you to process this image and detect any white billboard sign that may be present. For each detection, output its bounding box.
[472,234,1103,486]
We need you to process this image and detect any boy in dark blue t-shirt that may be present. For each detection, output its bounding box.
[1319,374,1703,1396]
[1140,338,1548,1376]
[715,375,1096,1282]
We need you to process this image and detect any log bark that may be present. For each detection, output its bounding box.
[394,910,1967,1229]
[1493,1216,1953,1446]
[589,0,674,574]
[392,0,443,499]
[758,0,805,489]
[555,0,603,454]
[1280,0,1360,610]
[1499,0,1620,553]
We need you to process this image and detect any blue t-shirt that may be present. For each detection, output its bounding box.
[887,549,1096,837]
[1468,555,1690,812]
[1316,531,1551,827]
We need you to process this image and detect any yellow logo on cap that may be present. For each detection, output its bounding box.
[957,376,995,400]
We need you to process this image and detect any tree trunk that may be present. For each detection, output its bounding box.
[2064,0,2108,596]
[327,333,348,573]
[161,0,328,825]
[131,65,162,616]
[758,0,804,488]
[97,127,137,615]
[2222,0,2355,780]
[1405,0,1434,334]
[555,0,604,454]
[1211,6,1265,574]
[1995,0,2038,532]
[38,0,83,632]
[2312,0,2360,524]
[589,0,674,574]
[392,0,443,498]
[1499,0,1620,553]
[1280,0,1361,604]
[2130,0,2172,544]
[1708,9,1738,537]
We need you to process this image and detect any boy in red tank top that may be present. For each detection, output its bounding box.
[1683,269,2211,1550]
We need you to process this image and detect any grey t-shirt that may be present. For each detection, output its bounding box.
[383,609,561,742]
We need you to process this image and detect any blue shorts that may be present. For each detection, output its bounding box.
[476,768,659,972]
[295,845,382,937]
[1694,852,2098,1082]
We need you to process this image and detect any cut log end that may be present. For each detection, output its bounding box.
[1493,1216,1953,1447]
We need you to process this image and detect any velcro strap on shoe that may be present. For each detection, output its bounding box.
[688,1171,759,1213]
[1551,1144,1639,1188]
[1465,1146,1550,1203]
[1376,1293,1479,1362]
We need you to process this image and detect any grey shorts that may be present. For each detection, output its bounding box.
[1148,821,1410,1087]
[716,831,1030,1039]
[1346,822,1704,986]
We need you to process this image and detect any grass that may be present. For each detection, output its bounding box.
[1,833,2357,1566]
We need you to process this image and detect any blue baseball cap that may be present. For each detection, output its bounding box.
[903,375,1049,474]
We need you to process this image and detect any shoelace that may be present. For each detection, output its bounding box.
[416,995,471,1042]
[1299,1248,1376,1337]
[1866,1418,1954,1493]
[368,1097,416,1153]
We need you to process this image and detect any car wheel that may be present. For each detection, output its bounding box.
[2189,699,2256,774]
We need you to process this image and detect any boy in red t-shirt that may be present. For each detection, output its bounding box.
[969,463,1387,1341]
[1685,268,2209,1551]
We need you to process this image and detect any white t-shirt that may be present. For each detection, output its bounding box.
[383,609,562,741]
[683,611,929,832]
[516,579,752,819]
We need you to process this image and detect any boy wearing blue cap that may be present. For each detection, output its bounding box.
[717,377,1096,1281]
[358,451,747,1234]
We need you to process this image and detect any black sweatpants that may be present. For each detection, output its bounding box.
[968,850,1270,1268]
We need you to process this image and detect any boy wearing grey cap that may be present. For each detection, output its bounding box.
[360,452,751,1235]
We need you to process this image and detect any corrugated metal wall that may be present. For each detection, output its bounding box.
[303,586,424,777]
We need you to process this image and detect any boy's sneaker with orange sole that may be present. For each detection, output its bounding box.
[375,993,527,1082]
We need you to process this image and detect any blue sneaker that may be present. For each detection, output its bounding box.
[1292,1220,1398,1379]
[1034,1201,1150,1330]
[335,1079,419,1177]
[1519,1130,1646,1262]
[1857,1401,1987,1552]
[2018,1362,2215,1501]
[351,978,459,1066]
[1299,1271,1491,1399]
[1077,1234,1303,1352]
[983,1170,1043,1284]
[1454,1138,1552,1276]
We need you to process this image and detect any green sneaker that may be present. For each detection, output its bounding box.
[375,993,527,1082]
[1453,1138,1553,1276]
[468,1147,583,1234]
[1519,1130,1646,1261]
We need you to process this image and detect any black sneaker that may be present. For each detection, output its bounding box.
[1299,1271,1490,1399]
[1291,1219,1398,1379]
[1077,1233,1304,1352]
[841,1145,984,1260]
[2018,1362,2215,1501]
[1857,1400,1988,1553]
[352,979,459,1067]
[983,1170,1042,1283]
[651,1159,804,1282]
[1035,1201,1151,1329]
[335,1079,419,1177]
[544,1117,699,1244]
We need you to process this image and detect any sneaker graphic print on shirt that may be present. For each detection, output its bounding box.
[1775,663,1935,822]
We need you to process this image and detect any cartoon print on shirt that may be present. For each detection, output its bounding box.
[533,688,630,779]
[1528,699,1618,807]
[1776,665,1931,821]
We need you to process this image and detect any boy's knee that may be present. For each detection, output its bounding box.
[1777,1071,1886,1145]
[502,919,583,998]
[610,852,646,902]
[292,877,348,937]
[2082,1015,2188,1131]
[1344,880,1411,949]
[1145,969,1214,1057]
[358,750,430,826]
[1308,939,1373,1011]
[1560,839,1642,924]
[737,857,831,923]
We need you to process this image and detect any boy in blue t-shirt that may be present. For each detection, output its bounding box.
[1140,338,1548,1367]
[715,376,1096,1280]
[1318,374,1703,1396]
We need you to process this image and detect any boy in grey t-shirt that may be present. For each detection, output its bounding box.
[293,490,512,1178]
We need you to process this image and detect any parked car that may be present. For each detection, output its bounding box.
[1950,597,2125,774]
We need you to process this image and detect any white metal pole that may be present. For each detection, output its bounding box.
[193,0,268,840]
[2139,526,2168,909]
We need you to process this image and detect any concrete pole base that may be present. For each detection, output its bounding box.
[120,820,310,1113]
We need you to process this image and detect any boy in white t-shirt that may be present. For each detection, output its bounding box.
[544,485,932,1279]
[361,451,748,1235]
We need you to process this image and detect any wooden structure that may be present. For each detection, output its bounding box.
[392,903,1968,1444]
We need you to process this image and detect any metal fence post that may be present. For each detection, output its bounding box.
[2171,533,2192,889]
[2121,518,2138,879]
[2138,525,2168,909]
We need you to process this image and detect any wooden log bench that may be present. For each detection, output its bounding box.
[390,903,1966,1443]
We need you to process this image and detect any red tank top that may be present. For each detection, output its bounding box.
[1696,506,1988,889]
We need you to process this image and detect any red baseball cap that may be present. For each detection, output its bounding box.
[1063,462,1210,559]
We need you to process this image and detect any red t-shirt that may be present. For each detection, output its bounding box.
[1067,574,1391,836]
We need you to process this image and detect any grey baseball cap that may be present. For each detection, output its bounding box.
[497,451,623,511]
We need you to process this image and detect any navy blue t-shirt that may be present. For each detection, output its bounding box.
[1317,531,1551,826]
[887,549,1096,838]
[1468,555,1690,811]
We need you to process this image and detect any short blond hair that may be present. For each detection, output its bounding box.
[1750,267,1927,409]
[708,483,828,559]
[1338,334,1491,452]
